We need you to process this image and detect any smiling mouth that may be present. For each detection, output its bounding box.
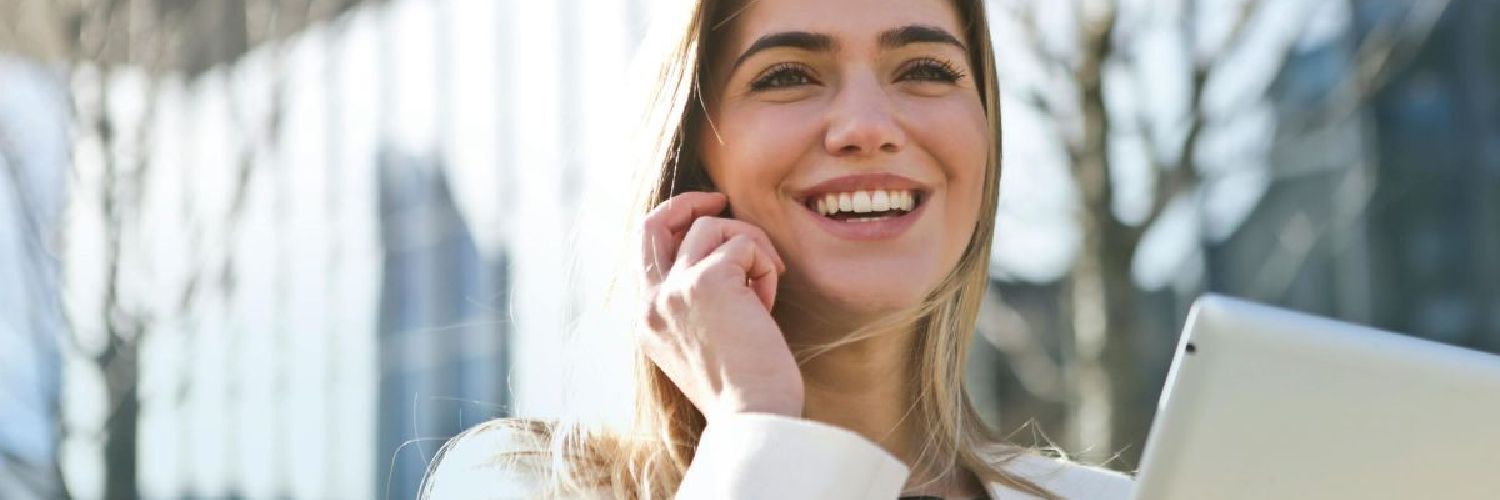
[802,189,926,222]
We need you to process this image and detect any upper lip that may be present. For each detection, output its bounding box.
[793,173,931,202]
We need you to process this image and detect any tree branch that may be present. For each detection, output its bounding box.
[1132,0,1271,244]
[1004,0,1075,76]
[998,0,1077,125]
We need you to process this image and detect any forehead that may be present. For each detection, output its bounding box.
[718,0,966,51]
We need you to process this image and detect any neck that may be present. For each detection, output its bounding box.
[800,328,919,460]
[773,299,987,498]
[774,298,919,457]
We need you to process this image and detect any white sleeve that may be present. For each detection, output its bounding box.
[676,413,911,499]
[991,454,1135,500]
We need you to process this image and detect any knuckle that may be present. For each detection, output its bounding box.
[686,215,722,235]
[641,210,664,230]
[659,284,693,315]
[642,205,676,231]
[701,257,744,282]
[721,235,755,256]
[681,276,711,299]
[640,301,667,333]
[649,196,677,214]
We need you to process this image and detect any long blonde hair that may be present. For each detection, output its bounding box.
[422,0,1059,498]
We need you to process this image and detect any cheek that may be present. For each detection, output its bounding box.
[902,97,988,267]
[704,106,820,216]
[907,98,989,208]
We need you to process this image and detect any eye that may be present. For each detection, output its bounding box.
[750,63,819,91]
[899,57,965,83]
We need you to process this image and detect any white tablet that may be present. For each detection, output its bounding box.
[1132,295,1500,500]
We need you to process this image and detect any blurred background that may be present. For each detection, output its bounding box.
[1,0,1496,498]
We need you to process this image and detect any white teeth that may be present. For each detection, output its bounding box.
[852,192,872,212]
[871,191,891,211]
[812,190,919,217]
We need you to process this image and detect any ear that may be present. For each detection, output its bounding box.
[682,160,730,218]
[695,160,721,193]
[674,148,718,194]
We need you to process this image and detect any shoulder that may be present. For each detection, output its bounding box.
[421,418,558,500]
[982,448,1135,500]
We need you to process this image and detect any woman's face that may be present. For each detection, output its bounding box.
[699,0,988,314]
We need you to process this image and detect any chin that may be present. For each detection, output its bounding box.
[796,256,943,316]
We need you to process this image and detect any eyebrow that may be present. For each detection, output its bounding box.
[878,25,967,52]
[728,24,967,76]
[729,31,833,75]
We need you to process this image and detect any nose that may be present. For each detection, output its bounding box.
[823,73,906,158]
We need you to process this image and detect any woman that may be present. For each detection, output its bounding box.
[423,0,1133,498]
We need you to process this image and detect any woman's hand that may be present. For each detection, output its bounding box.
[638,191,804,421]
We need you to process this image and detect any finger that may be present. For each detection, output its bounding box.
[640,192,728,286]
[675,217,785,273]
[749,262,778,311]
[642,223,677,289]
[699,234,781,311]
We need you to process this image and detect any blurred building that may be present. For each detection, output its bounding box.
[3,0,644,497]
[1357,0,1500,353]
[0,57,70,500]
[1213,0,1499,353]
[375,150,509,500]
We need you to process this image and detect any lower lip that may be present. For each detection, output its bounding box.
[799,198,927,241]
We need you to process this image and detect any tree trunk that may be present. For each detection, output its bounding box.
[94,69,141,500]
[101,345,139,500]
[1063,0,1144,464]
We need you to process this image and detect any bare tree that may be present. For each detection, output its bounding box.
[990,0,1449,463]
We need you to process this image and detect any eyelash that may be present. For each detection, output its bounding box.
[901,57,965,83]
[749,62,818,91]
[748,58,966,91]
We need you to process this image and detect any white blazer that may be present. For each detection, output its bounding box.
[425,413,1134,499]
